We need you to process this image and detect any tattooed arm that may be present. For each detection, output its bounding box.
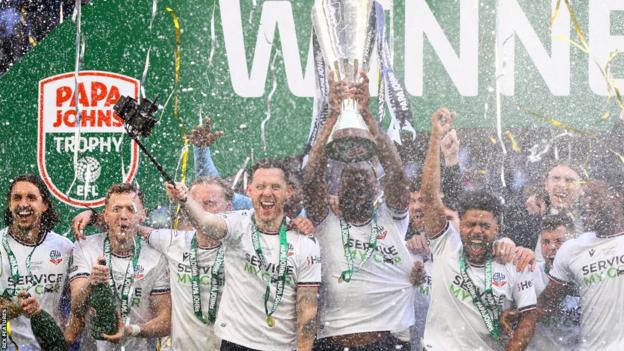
[296,286,319,351]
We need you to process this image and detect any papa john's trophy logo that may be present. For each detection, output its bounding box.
[37,71,139,207]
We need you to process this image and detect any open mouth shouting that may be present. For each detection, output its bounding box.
[259,199,277,217]
[466,238,488,258]
[552,191,568,204]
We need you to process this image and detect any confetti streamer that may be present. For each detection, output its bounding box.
[208,3,217,66]
[494,0,508,157]
[165,7,181,83]
[260,51,279,152]
[173,140,190,230]
[549,0,562,28]
[165,7,188,135]
[179,138,191,185]
[249,0,258,24]
[494,0,508,188]
[527,142,551,163]
[564,0,589,52]
[231,157,251,190]
[518,106,588,135]
[149,0,158,30]
[164,7,192,230]
[139,47,152,100]
[65,0,83,198]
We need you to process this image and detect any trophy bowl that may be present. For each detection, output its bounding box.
[312,0,377,163]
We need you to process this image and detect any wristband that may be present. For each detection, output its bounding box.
[128,324,141,337]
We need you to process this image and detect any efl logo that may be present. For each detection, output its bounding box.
[37,71,139,207]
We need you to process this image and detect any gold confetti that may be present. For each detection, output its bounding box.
[549,0,562,28]
[505,131,521,153]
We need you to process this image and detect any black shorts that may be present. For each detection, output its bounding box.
[220,340,261,351]
[313,334,411,351]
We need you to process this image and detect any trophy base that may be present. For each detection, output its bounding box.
[326,128,377,163]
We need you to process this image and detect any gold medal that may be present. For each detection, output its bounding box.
[266,315,275,328]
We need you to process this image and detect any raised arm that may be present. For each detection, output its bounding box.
[421,108,456,238]
[440,129,462,210]
[190,116,224,178]
[296,286,319,351]
[303,71,345,224]
[354,72,409,211]
[166,182,227,240]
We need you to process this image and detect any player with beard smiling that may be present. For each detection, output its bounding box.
[420,108,538,351]
[535,181,624,350]
[166,160,321,351]
[0,173,72,350]
[303,71,415,351]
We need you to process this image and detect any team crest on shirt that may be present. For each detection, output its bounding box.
[287,243,295,257]
[182,251,190,262]
[376,225,387,240]
[492,272,507,287]
[49,250,63,264]
[134,265,145,280]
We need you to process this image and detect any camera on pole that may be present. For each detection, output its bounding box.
[113,95,176,185]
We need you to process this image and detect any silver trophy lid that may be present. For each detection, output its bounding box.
[312,0,375,79]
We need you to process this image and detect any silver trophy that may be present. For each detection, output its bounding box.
[312,0,377,163]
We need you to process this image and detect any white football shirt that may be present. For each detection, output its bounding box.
[549,232,624,351]
[147,229,223,350]
[527,262,580,351]
[214,211,321,350]
[70,233,170,351]
[0,228,73,351]
[315,205,415,338]
[422,223,537,351]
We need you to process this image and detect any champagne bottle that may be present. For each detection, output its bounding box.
[89,258,118,339]
[15,293,67,351]
[30,308,67,351]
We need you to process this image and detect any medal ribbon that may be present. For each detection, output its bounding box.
[459,254,501,340]
[190,233,225,324]
[2,229,41,296]
[339,215,379,283]
[251,218,288,327]
[103,237,142,319]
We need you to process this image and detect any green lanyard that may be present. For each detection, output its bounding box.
[103,236,142,320]
[2,230,40,296]
[338,215,379,283]
[459,254,501,340]
[190,233,225,324]
[251,217,288,328]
